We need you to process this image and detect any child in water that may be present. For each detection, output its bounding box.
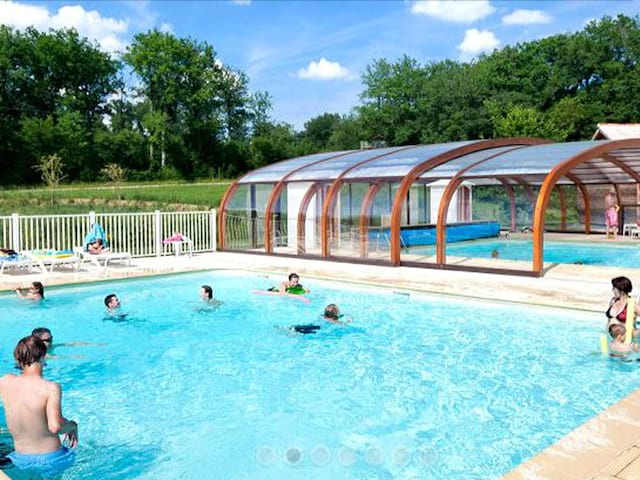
[608,324,639,356]
[277,273,310,295]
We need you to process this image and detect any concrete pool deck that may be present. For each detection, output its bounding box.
[2,248,640,479]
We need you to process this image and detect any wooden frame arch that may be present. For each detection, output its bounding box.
[296,182,323,254]
[533,139,640,273]
[263,150,356,253]
[391,138,548,265]
[320,145,420,257]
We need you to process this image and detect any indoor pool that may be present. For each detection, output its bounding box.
[0,271,636,479]
[412,239,640,267]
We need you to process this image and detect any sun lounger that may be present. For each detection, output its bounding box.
[0,255,33,275]
[24,250,80,273]
[73,247,131,268]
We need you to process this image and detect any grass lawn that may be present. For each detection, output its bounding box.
[0,181,232,215]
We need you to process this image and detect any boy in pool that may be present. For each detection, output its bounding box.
[104,293,121,313]
[322,304,350,324]
[31,328,97,357]
[277,273,310,295]
[608,324,639,355]
[0,336,78,478]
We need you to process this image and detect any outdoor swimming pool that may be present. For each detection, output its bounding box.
[413,239,640,267]
[0,270,636,479]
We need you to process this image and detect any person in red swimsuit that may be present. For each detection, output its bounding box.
[606,276,640,337]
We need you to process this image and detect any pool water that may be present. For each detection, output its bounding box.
[0,271,636,479]
[413,239,640,267]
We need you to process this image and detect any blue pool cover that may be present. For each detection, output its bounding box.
[371,221,500,247]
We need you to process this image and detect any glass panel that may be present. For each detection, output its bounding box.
[418,145,521,180]
[343,141,474,180]
[364,183,394,261]
[238,151,353,184]
[271,190,288,252]
[325,182,369,258]
[223,183,274,251]
[461,141,603,178]
[300,186,324,256]
[287,147,403,182]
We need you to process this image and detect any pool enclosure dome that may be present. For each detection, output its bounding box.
[218,137,640,276]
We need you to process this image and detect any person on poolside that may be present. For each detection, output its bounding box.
[0,336,78,478]
[277,273,310,295]
[604,191,620,240]
[15,281,44,301]
[87,237,106,254]
[606,276,640,336]
[608,324,639,356]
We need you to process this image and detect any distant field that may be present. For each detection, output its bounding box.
[0,181,232,215]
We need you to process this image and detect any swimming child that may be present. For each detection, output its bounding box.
[608,324,639,356]
[15,282,44,301]
[256,273,311,303]
[322,304,350,324]
[104,294,121,313]
[31,328,97,357]
[273,273,309,295]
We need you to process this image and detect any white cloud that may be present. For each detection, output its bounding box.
[231,0,251,5]
[0,1,129,53]
[457,28,500,59]
[159,22,174,33]
[502,9,552,25]
[297,58,351,81]
[410,0,495,23]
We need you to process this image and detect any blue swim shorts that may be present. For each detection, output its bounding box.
[7,446,75,477]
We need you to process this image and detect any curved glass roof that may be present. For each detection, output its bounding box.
[417,145,523,180]
[236,139,640,187]
[238,150,354,184]
[287,146,407,182]
[342,141,475,180]
[459,140,640,185]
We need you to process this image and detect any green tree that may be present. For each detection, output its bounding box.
[34,153,65,205]
[301,113,342,150]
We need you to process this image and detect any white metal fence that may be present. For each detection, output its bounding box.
[0,210,217,257]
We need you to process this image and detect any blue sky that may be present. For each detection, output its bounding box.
[1,1,639,129]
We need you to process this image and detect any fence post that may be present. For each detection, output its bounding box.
[211,209,217,252]
[11,213,20,252]
[89,211,96,226]
[154,210,162,257]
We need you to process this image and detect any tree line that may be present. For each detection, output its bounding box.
[0,14,638,186]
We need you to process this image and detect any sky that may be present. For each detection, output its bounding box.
[1,0,639,130]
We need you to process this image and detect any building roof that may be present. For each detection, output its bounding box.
[592,123,640,140]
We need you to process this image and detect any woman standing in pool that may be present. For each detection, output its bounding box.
[606,276,640,335]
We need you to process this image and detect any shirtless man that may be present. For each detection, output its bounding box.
[0,336,78,477]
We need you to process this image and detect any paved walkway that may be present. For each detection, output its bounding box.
[3,250,640,479]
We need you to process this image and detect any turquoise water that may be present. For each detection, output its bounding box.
[413,239,640,267]
[0,271,637,479]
